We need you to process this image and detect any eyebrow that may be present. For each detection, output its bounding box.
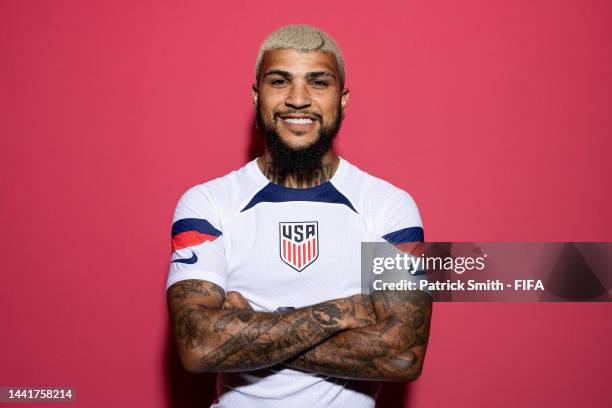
[263,70,336,80]
[306,71,336,80]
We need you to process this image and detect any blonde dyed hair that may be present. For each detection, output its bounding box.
[255,24,345,88]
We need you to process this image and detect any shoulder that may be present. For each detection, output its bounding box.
[335,158,423,240]
[335,158,420,215]
[175,160,267,221]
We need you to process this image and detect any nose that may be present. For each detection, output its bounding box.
[284,82,311,110]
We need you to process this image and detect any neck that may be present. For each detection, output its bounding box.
[257,150,339,188]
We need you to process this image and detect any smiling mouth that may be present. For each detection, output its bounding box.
[283,117,314,125]
[278,114,319,128]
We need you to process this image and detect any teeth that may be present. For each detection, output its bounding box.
[284,117,313,124]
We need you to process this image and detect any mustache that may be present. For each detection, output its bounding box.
[274,111,323,123]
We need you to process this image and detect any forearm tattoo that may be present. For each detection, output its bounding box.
[312,303,342,326]
[167,280,351,373]
[286,290,432,381]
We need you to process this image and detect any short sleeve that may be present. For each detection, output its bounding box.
[372,189,430,295]
[165,185,228,291]
[373,189,424,244]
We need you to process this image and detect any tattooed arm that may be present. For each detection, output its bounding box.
[224,289,432,381]
[284,290,432,381]
[166,279,376,374]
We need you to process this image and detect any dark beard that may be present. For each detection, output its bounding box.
[256,102,343,175]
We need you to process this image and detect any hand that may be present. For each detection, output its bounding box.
[221,291,253,311]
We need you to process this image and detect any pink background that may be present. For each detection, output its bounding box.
[1,1,610,407]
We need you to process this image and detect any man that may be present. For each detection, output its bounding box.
[166,24,432,408]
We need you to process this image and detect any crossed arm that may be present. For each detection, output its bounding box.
[284,289,432,381]
[167,279,432,381]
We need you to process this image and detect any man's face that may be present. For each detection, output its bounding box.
[253,49,349,171]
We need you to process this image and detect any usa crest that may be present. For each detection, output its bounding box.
[279,222,319,272]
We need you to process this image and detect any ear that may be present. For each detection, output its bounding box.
[251,83,259,106]
[340,87,349,118]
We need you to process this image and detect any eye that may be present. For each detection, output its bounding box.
[311,80,329,88]
[270,79,287,86]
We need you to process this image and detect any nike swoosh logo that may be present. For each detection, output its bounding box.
[171,251,198,264]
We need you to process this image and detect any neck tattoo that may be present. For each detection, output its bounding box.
[263,161,334,188]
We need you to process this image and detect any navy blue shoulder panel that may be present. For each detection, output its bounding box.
[241,182,358,213]
[382,227,425,244]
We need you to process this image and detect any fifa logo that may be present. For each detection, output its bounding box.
[279,222,319,272]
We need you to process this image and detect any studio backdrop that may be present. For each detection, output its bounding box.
[1,1,610,407]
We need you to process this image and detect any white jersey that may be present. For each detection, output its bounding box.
[166,156,424,408]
